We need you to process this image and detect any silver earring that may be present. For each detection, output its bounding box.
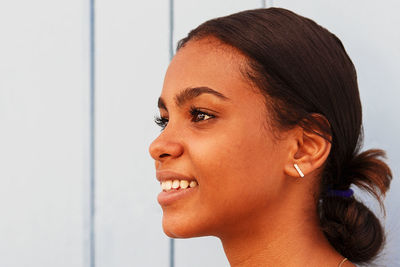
[294,163,304,178]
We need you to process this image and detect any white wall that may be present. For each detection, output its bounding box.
[95,0,169,266]
[0,1,90,266]
[0,0,398,266]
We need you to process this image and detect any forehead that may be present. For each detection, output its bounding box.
[161,37,260,102]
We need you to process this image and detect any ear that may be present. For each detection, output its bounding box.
[284,118,331,179]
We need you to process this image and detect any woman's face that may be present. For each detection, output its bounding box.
[149,38,292,239]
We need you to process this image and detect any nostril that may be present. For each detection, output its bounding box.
[149,141,183,160]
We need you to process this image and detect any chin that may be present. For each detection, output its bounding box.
[161,212,211,239]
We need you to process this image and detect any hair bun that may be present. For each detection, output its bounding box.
[320,196,384,263]
[319,149,392,263]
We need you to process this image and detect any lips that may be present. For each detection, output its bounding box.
[156,170,199,206]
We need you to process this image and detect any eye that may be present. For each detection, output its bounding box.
[154,115,168,130]
[190,106,215,122]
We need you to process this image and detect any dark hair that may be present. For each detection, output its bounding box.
[176,8,392,264]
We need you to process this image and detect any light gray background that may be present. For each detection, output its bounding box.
[0,0,398,266]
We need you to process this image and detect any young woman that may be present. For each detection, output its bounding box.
[149,8,392,267]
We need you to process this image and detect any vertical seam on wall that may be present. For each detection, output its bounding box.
[263,0,274,8]
[89,0,96,266]
[169,0,175,266]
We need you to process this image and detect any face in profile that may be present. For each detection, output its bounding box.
[149,37,293,239]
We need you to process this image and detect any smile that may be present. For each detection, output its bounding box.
[156,171,199,205]
[161,179,198,191]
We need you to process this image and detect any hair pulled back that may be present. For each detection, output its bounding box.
[176,8,392,264]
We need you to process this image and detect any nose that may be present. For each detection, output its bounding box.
[149,131,184,162]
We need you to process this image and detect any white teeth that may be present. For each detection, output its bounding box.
[164,180,172,190]
[160,179,197,191]
[172,179,180,189]
[189,181,198,188]
[180,180,189,189]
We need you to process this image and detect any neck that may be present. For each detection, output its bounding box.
[218,199,348,267]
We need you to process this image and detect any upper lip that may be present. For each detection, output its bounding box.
[156,170,197,183]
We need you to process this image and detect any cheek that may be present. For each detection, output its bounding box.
[189,124,284,214]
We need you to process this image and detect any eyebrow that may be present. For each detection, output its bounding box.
[157,86,229,110]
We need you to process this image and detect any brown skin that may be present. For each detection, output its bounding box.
[149,37,355,267]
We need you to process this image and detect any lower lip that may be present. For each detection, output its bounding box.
[157,186,198,206]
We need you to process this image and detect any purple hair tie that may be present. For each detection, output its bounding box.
[326,188,354,198]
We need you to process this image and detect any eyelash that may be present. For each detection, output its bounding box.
[154,106,215,130]
[154,116,169,130]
